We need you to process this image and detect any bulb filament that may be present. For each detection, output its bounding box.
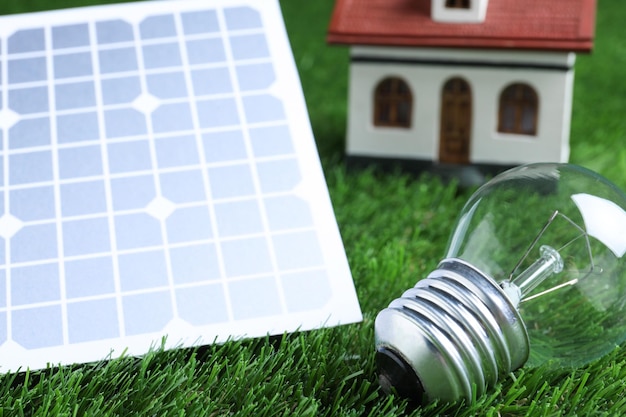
[512,245,563,296]
[501,210,596,307]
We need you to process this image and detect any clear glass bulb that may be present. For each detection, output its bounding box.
[375,163,626,403]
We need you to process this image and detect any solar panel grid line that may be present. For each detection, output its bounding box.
[0,35,11,349]
[45,23,70,346]
[0,206,320,266]
[173,8,236,324]
[3,109,295,156]
[128,9,181,336]
[0,0,362,371]
[87,16,128,341]
[215,6,290,317]
[146,2,280,328]
[3,137,298,173]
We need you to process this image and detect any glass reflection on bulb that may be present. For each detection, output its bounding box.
[375,163,626,403]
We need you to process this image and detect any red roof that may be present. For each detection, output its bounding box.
[328,0,596,52]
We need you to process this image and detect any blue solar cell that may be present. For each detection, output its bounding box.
[99,47,138,74]
[146,71,188,99]
[12,306,63,349]
[11,263,60,305]
[214,199,264,237]
[10,186,56,221]
[196,97,239,128]
[229,34,269,60]
[55,81,97,110]
[229,276,281,320]
[236,63,275,91]
[64,256,116,298]
[165,206,213,243]
[152,102,194,133]
[142,42,182,69]
[281,270,331,312]
[110,175,156,210]
[256,158,301,193]
[9,118,51,148]
[0,271,5,309]
[203,130,247,162]
[54,52,93,78]
[119,250,168,291]
[8,28,45,53]
[208,164,255,199]
[140,14,177,39]
[11,224,58,263]
[52,23,90,49]
[221,237,272,277]
[9,86,49,114]
[107,140,152,173]
[181,10,220,34]
[9,151,53,185]
[0,239,5,266]
[104,109,147,138]
[242,94,285,123]
[67,298,119,343]
[169,243,220,284]
[96,19,134,44]
[114,213,162,250]
[8,57,47,83]
[101,76,142,105]
[249,125,293,157]
[60,181,108,216]
[160,170,206,203]
[186,38,226,64]
[191,67,232,95]
[155,135,200,168]
[224,7,263,30]
[264,196,313,230]
[122,291,172,335]
[273,231,323,270]
[62,218,111,256]
[58,145,103,179]
[176,284,229,325]
[57,111,100,143]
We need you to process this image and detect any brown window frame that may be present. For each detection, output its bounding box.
[498,83,539,136]
[373,77,413,128]
[445,0,470,9]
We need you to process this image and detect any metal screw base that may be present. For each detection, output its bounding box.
[375,259,530,403]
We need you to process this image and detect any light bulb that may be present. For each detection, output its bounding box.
[375,163,626,403]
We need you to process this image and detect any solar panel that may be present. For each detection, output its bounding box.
[0,0,362,371]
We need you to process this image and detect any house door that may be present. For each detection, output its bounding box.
[439,77,471,164]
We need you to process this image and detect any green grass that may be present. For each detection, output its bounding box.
[1,0,626,415]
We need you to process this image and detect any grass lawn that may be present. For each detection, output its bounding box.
[1,0,626,415]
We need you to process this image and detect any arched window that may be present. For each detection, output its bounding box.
[498,83,539,135]
[373,77,412,128]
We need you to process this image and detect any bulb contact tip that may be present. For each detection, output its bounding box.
[376,346,425,402]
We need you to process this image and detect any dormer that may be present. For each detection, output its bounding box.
[431,0,489,23]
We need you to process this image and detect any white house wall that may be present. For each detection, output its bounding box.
[346,47,575,166]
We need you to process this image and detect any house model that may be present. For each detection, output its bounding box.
[328,0,596,176]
